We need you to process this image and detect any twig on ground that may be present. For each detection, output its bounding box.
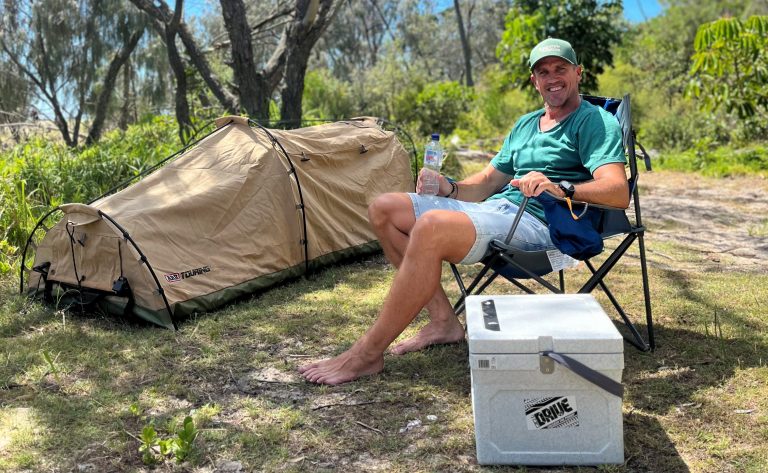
[123,429,141,443]
[355,420,383,436]
[312,400,377,411]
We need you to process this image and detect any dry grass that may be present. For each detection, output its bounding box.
[1,172,767,472]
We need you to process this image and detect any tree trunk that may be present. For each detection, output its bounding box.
[129,0,238,114]
[166,0,193,142]
[279,0,339,127]
[118,59,132,131]
[453,0,473,87]
[219,0,271,120]
[87,29,144,145]
[280,48,312,127]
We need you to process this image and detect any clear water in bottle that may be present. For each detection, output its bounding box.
[420,133,443,195]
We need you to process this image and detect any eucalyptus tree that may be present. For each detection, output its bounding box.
[315,0,400,82]
[0,0,146,147]
[217,0,340,124]
[131,0,339,125]
[0,1,31,143]
[394,0,510,84]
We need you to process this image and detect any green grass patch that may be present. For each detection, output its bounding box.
[2,233,768,471]
[656,142,768,177]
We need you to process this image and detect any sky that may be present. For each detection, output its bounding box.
[623,0,664,23]
[185,1,665,24]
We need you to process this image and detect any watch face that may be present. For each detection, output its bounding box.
[560,180,575,197]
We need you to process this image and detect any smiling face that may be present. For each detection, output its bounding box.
[530,56,582,111]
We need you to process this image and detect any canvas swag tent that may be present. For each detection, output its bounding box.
[21,117,415,329]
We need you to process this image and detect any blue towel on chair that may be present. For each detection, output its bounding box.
[536,192,603,260]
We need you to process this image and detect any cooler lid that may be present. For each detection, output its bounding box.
[465,294,623,354]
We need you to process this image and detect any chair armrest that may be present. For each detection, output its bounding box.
[541,190,627,211]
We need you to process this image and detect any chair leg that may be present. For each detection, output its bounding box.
[581,248,653,352]
[585,260,650,351]
[638,233,655,351]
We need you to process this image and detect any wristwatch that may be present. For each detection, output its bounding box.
[558,180,575,199]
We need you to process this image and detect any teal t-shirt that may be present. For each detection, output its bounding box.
[488,99,626,223]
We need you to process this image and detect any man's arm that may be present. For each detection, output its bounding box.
[435,164,512,202]
[570,163,630,208]
[511,163,630,209]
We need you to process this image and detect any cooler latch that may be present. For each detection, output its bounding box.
[538,336,555,374]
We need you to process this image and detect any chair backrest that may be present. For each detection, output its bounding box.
[582,94,648,237]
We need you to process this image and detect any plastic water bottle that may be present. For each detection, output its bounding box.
[420,133,443,195]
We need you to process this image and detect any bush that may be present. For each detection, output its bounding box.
[454,66,538,148]
[408,81,475,137]
[657,140,768,177]
[302,69,357,120]
[0,115,182,274]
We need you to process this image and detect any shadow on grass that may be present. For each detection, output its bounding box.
[3,259,765,471]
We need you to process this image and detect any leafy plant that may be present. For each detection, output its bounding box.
[167,416,198,463]
[41,350,59,377]
[138,424,160,465]
[687,15,768,138]
[136,415,199,465]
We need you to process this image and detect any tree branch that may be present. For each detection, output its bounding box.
[86,28,145,145]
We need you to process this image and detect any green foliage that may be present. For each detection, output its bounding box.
[408,81,475,137]
[0,115,181,274]
[657,140,768,176]
[496,0,624,92]
[687,15,768,135]
[600,2,766,151]
[453,66,538,143]
[138,424,160,465]
[637,99,731,151]
[134,410,200,465]
[302,69,357,120]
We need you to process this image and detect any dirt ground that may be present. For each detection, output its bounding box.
[638,170,768,272]
[455,147,768,273]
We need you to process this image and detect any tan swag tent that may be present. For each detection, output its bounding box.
[23,117,414,328]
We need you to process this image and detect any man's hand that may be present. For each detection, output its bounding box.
[509,171,562,197]
[416,168,452,196]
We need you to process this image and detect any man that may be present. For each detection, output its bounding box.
[299,38,629,385]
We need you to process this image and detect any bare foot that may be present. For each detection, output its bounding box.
[298,347,384,385]
[389,318,465,355]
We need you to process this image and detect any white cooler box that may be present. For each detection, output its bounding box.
[465,294,624,466]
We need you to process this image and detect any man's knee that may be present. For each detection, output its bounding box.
[368,193,411,228]
[409,211,455,249]
[410,210,476,261]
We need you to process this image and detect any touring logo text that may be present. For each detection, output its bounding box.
[164,266,211,283]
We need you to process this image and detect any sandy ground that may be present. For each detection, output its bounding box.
[455,147,768,273]
[637,171,768,273]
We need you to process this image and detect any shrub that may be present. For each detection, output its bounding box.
[657,141,768,177]
[302,69,357,120]
[0,115,181,274]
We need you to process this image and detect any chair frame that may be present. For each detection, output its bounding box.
[449,94,655,352]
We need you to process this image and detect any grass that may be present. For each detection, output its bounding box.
[2,226,768,472]
[1,128,767,471]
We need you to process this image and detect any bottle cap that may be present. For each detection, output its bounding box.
[431,133,440,141]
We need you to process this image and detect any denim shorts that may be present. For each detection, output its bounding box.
[408,193,555,264]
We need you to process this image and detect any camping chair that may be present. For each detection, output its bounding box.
[450,94,655,352]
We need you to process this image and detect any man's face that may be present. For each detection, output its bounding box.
[530,57,582,108]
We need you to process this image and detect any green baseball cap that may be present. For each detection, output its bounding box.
[529,38,578,70]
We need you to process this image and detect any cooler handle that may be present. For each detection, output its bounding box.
[541,351,624,399]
